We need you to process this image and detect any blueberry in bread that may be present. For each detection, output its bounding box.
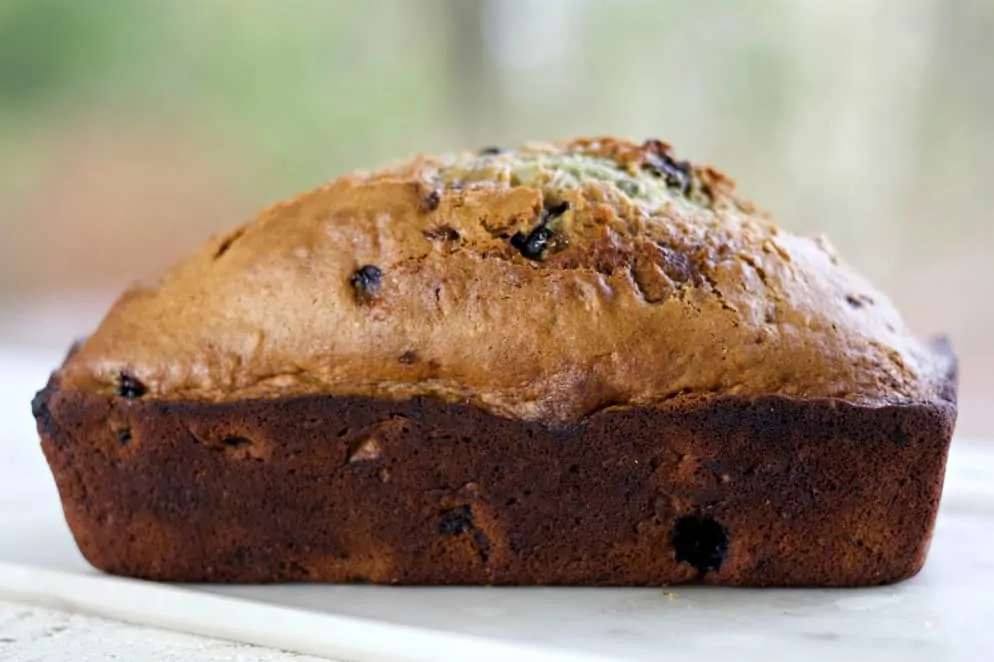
[32,138,957,586]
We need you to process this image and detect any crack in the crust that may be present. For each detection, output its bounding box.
[388,236,748,322]
[629,266,662,304]
[698,271,738,314]
[739,253,770,288]
[423,225,460,242]
[582,388,703,418]
[738,252,783,324]
[213,228,245,260]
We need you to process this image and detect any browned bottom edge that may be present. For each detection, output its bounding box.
[33,378,956,587]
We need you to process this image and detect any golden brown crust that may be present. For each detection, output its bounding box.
[57,137,949,423]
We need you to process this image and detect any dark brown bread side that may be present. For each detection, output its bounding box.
[34,343,957,587]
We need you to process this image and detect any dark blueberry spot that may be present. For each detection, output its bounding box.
[643,152,692,195]
[423,225,460,242]
[438,504,473,535]
[846,294,873,309]
[116,372,147,399]
[422,189,441,212]
[350,265,383,303]
[399,350,418,364]
[544,200,570,218]
[31,385,59,439]
[698,183,716,206]
[116,427,132,445]
[511,200,570,260]
[892,426,910,447]
[478,146,504,155]
[511,226,555,261]
[223,436,252,448]
[672,514,729,576]
[30,387,50,420]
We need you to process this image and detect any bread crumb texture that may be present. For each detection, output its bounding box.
[61,138,950,423]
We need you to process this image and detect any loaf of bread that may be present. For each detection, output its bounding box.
[33,138,957,586]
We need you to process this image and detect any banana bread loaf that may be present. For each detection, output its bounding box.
[32,137,957,586]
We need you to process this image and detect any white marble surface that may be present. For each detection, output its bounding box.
[0,599,331,661]
[2,347,994,661]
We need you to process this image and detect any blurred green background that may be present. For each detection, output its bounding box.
[0,0,991,436]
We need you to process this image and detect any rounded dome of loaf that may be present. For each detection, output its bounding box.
[60,138,949,423]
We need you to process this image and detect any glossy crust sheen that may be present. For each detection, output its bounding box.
[35,342,956,586]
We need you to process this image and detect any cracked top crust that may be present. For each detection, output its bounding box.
[58,137,953,423]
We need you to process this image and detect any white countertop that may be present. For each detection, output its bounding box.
[0,599,330,661]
